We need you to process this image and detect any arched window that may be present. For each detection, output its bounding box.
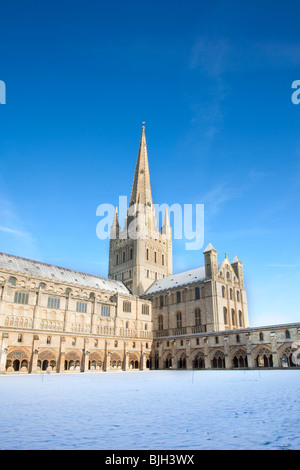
[285,330,291,339]
[65,288,71,295]
[176,291,181,303]
[239,310,243,327]
[47,336,51,345]
[259,332,264,341]
[222,286,225,298]
[230,288,233,300]
[176,312,182,328]
[159,295,164,307]
[223,307,228,325]
[158,315,163,331]
[8,277,16,286]
[18,334,22,343]
[236,290,240,302]
[231,309,236,326]
[89,292,95,299]
[236,334,240,343]
[195,287,200,300]
[39,282,46,289]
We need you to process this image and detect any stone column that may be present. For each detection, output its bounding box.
[30,335,40,374]
[58,336,66,373]
[105,340,111,371]
[245,333,254,368]
[270,332,280,367]
[140,343,145,370]
[224,336,232,369]
[171,339,176,369]
[0,333,9,373]
[186,339,192,369]
[204,337,211,369]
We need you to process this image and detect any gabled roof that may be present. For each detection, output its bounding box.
[203,241,217,253]
[0,252,130,294]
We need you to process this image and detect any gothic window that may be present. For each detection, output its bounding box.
[230,288,233,300]
[158,315,163,331]
[47,296,60,309]
[101,304,111,317]
[215,336,219,344]
[237,290,240,302]
[176,312,182,328]
[160,295,164,308]
[18,334,22,343]
[162,254,164,266]
[236,334,240,343]
[195,287,200,300]
[123,301,131,312]
[176,291,181,303]
[142,304,149,315]
[76,301,87,313]
[14,292,28,305]
[65,288,71,295]
[212,350,225,368]
[285,330,291,339]
[47,336,51,344]
[130,248,133,260]
[116,254,119,265]
[259,332,264,341]
[226,271,230,279]
[146,249,149,260]
[222,286,225,298]
[195,309,201,326]
[8,277,16,286]
[154,252,157,263]
[89,292,95,299]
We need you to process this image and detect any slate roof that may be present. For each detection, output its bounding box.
[0,252,130,294]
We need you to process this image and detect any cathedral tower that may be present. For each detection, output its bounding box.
[108,126,172,295]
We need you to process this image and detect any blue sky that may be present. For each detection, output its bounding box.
[0,0,299,327]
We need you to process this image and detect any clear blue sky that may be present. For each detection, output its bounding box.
[0,0,299,327]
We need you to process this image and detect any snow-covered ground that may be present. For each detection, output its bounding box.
[0,369,299,450]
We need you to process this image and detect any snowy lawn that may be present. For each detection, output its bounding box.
[0,369,299,450]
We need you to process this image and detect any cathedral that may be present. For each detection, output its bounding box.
[0,127,299,373]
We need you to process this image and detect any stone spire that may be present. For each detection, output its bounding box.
[130,125,153,208]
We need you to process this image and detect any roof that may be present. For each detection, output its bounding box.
[145,261,226,295]
[0,252,130,294]
[203,241,217,253]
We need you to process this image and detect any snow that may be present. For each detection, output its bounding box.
[0,369,299,450]
[0,252,129,294]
